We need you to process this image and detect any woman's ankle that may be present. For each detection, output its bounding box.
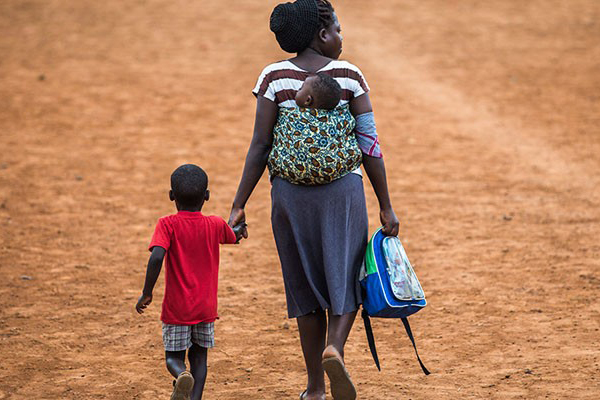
[304,387,326,400]
[323,344,344,360]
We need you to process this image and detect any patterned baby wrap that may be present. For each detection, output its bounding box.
[268,105,362,185]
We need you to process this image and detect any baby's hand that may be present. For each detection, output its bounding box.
[135,293,152,314]
[232,222,248,243]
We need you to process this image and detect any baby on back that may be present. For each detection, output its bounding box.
[267,71,359,186]
[295,72,342,110]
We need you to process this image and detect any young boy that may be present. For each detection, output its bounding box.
[135,164,245,400]
[295,71,342,110]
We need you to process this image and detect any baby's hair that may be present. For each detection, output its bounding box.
[313,72,342,110]
[317,0,335,31]
[170,164,208,207]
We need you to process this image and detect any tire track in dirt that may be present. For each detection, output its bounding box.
[344,3,598,199]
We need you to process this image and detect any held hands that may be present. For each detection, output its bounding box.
[380,207,400,236]
[135,293,152,314]
[232,222,248,243]
[228,207,248,240]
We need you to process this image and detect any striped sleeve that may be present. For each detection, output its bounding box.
[350,64,370,97]
[252,64,277,102]
[336,61,369,98]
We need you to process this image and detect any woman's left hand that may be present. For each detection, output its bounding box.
[380,207,399,236]
[228,207,249,239]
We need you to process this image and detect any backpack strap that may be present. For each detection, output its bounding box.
[401,317,431,375]
[361,310,381,371]
[362,310,430,375]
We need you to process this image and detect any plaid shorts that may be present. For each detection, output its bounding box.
[162,322,215,352]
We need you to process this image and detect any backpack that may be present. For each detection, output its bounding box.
[359,228,430,375]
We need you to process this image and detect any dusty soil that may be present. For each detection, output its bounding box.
[1,0,599,398]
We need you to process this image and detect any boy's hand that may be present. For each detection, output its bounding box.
[135,293,153,314]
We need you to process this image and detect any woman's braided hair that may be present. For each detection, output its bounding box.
[270,0,335,53]
[317,0,335,31]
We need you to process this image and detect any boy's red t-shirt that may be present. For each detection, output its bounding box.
[149,211,237,325]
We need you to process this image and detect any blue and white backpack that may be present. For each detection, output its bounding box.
[359,228,430,375]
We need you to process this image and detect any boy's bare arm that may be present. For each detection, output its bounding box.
[135,246,166,314]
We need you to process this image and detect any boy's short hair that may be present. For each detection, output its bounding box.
[170,164,208,207]
[313,72,342,110]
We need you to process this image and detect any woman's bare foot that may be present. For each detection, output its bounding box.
[322,345,356,400]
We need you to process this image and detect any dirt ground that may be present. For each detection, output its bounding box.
[1,0,599,398]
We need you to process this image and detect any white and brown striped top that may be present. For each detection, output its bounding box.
[252,59,370,108]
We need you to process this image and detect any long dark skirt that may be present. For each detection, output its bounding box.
[271,173,369,318]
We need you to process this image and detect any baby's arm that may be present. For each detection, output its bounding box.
[135,246,166,314]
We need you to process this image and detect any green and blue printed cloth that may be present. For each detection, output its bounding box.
[268,105,362,185]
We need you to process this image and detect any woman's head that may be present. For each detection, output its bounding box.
[270,0,342,58]
[314,1,342,59]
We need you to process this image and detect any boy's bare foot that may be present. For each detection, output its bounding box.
[322,345,356,400]
[171,371,194,400]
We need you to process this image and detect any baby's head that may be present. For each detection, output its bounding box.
[295,72,342,110]
[169,164,209,211]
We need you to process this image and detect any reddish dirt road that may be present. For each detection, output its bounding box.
[1,1,599,398]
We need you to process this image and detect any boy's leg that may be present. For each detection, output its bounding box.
[188,344,208,400]
[163,324,195,399]
[163,323,193,377]
[165,350,187,378]
[167,355,194,400]
[189,322,214,400]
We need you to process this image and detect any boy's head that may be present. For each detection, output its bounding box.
[295,72,342,110]
[169,164,209,210]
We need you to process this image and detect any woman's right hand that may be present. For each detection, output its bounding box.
[380,207,400,237]
[228,207,248,239]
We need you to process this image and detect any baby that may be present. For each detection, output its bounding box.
[295,72,342,110]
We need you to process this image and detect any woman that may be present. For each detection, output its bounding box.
[228,1,399,399]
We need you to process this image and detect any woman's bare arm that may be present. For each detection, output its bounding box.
[228,96,279,233]
[350,93,400,236]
